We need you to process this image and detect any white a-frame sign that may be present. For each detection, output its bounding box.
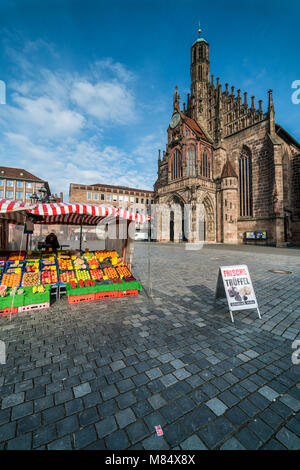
[215,265,261,323]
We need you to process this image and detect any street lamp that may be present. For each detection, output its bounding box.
[30,185,56,204]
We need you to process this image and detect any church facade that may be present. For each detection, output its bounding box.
[154,27,300,246]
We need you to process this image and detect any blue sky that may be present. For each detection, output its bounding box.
[0,0,299,199]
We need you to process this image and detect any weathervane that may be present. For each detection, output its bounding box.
[198,21,202,37]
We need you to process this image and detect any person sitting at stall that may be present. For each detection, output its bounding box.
[45,232,60,253]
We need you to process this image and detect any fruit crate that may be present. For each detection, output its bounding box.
[0,292,25,309]
[18,302,50,312]
[23,286,51,306]
[67,293,95,304]
[94,289,139,300]
[0,307,18,316]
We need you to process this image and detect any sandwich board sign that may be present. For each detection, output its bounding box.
[215,265,261,323]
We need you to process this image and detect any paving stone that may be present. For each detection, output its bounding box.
[0,421,16,442]
[276,427,300,450]
[143,435,170,450]
[33,425,56,448]
[206,398,228,416]
[116,378,135,393]
[65,398,84,416]
[115,407,136,428]
[11,401,33,420]
[220,437,246,450]
[160,373,178,388]
[17,413,41,434]
[79,407,99,426]
[127,420,149,444]
[48,436,72,450]
[132,400,153,418]
[74,425,97,449]
[2,392,24,409]
[73,382,91,398]
[162,421,188,447]
[180,435,207,450]
[43,405,65,425]
[95,416,117,438]
[279,394,300,412]
[235,427,263,450]
[105,429,130,450]
[148,393,167,410]
[6,432,32,450]
[258,385,279,401]
[173,368,191,380]
[146,368,162,380]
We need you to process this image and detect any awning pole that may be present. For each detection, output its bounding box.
[79,223,83,252]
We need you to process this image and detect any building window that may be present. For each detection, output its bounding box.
[0,190,3,198]
[26,192,32,199]
[124,195,128,202]
[171,149,182,180]
[239,146,253,217]
[187,147,196,177]
[101,193,105,201]
[87,192,92,200]
[6,190,13,198]
[26,182,32,189]
[113,194,117,201]
[151,199,154,204]
[6,180,14,187]
[130,196,134,203]
[0,179,3,186]
[186,128,190,136]
[225,200,227,207]
[230,202,232,209]
[146,199,149,205]
[136,197,139,203]
[119,195,123,202]
[106,194,111,202]
[16,191,23,199]
[141,198,144,204]
[225,214,227,221]
[16,181,23,188]
[94,193,99,200]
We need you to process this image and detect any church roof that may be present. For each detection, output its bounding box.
[221,160,238,178]
[183,115,212,142]
[192,37,208,46]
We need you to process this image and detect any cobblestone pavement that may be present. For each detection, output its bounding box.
[0,243,299,450]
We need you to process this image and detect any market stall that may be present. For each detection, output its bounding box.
[0,199,150,316]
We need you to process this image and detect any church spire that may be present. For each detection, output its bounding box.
[173,85,180,111]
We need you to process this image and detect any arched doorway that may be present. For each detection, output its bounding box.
[202,195,215,241]
[167,194,186,242]
[170,211,174,242]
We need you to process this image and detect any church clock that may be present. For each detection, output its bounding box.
[169,113,181,129]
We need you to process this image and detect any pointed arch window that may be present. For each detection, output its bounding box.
[171,149,182,180]
[187,147,196,177]
[239,147,253,217]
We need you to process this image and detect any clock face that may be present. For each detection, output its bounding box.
[169,113,181,129]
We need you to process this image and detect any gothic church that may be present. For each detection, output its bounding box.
[154,26,300,246]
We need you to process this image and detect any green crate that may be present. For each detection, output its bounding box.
[23,286,51,306]
[0,291,25,309]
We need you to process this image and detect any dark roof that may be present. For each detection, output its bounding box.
[181,114,213,143]
[71,183,154,195]
[221,160,237,178]
[0,166,45,182]
[275,124,300,150]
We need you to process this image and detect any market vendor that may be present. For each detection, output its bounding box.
[45,232,60,252]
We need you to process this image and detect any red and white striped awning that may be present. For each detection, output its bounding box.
[0,200,150,225]
[0,199,33,224]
